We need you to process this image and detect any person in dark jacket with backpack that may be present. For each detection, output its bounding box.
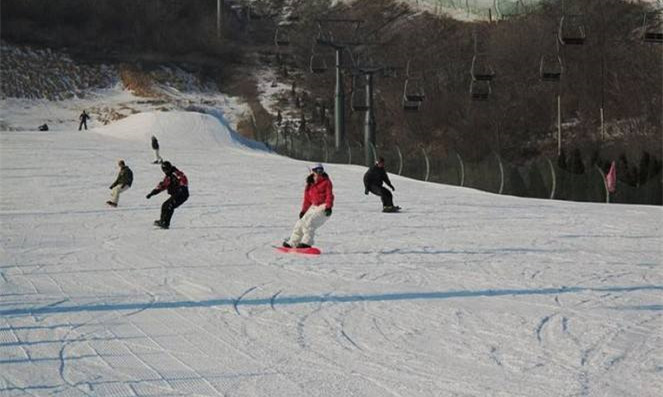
[146,161,189,229]
[364,157,399,212]
[107,160,133,207]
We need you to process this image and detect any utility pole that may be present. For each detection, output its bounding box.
[334,47,345,151]
[600,3,606,142]
[557,94,562,156]
[363,72,376,165]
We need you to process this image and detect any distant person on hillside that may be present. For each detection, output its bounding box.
[364,157,399,212]
[146,161,189,229]
[283,163,334,249]
[107,160,133,207]
[38,123,49,131]
[78,110,90,131]
[151,135,163,164]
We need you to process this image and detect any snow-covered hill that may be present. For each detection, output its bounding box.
[1,102,662,396]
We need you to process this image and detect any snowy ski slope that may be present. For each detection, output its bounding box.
[1,107,662,396]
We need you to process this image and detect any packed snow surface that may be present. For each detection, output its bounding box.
[1,107,662,396]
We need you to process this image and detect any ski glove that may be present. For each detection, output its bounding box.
[389,185,395,191]
[364,188,369,195]
[299,211,305,219]
[324,208,332,217]
[146,189,158,199]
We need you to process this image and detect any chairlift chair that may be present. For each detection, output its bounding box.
[402,82,423,111]
[642,11,663,43]
[274,27,290,47]
[381,66,398,79]
[316,28,334,46]
[470,80,491,101]
[558,15,586,45]
[309,54,328,74]
[539,55,563,82]
[351,75,370,112]
[403,97,422,112]
[470,55,496,81]
[403,78,425,102]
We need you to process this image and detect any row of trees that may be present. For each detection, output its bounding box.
[2,0,243,59]
[558,148,663,188]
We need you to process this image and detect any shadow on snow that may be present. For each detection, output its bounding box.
[1,285,662,317]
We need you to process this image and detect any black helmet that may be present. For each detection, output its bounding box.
[161,161,173,173]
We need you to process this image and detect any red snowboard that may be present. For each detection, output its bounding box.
[276,246,321,255]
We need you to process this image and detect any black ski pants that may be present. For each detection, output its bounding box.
[78,120,87,130]
[160,188,189,227]
[368,184,393,207]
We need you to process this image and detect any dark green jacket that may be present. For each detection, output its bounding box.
[110,166,133,189]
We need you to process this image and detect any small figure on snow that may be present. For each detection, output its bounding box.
[78,110,90,131]
[283,163,334,249]
[146,161,189,229]
[38,123,49,131]
[107,160,133,207]
[151,135,163,164]
[364,157,399,212]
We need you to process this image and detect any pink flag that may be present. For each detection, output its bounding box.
[606,161,617,193]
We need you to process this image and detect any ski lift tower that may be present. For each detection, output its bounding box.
[351,62,396,166]
[314,19,364,151]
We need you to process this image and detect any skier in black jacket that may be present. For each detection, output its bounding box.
[146,161,189,229]
[363,157,400,212]
[78,110,90,131]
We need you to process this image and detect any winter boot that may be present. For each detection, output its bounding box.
[282,241,292,248]
[106,201,117,207]
[153,220,169,229]
[296,243,311,249]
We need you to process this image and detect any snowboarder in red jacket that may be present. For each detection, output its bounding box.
[283,163,334,249]
[146,161,189,229]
